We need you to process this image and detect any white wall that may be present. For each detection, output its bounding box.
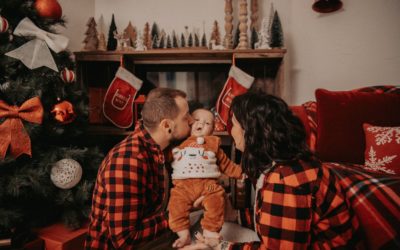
[59,0,400,104]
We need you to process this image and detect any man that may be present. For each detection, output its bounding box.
[85,88,193,249]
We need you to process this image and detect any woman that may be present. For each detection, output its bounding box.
[182,91,362,250]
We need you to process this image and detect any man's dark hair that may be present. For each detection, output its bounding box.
[141,88,187,130]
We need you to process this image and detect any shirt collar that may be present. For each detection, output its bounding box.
[137,121,165,163]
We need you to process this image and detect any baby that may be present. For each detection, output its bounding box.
[168,108,243,248]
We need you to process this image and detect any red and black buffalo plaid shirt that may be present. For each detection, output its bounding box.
[85,123,169,249]
[231,159,363,250]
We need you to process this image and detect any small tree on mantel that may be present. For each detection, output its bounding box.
[83,17,99,51]
[107,14,117,50]
[270,11,284,48]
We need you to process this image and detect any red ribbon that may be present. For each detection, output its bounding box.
[0,97,44,159]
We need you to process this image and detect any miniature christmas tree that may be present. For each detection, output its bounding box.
[83,17,99,51]
[201,32,207,47]
[151,22,160,43]
[270,11,284,48]
[172,30,179,48]
[180,33,186,47]
[233,23,240,49]
[0,0,103,240]
[143,22,152,49]
[255,17,271,49]
[124,21,137,47]
[107,14,118,50]
[97,15,107,51]
[159,34,165,49]
[250,27,258,49]
[188,33,193,47]
[166,35,172,48]
[210,20,221,45]
[152,34,159,49]
[194,33,200,47]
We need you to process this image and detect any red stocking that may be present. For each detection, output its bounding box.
[103,67,143,128]
[216,66,254,125]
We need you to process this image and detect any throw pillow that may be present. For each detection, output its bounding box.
[363,123,400,175]
[315,89,400,164]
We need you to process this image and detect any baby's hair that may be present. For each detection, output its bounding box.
[191,108,215,118]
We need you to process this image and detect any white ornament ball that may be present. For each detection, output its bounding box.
[0,16,9,33]
[50,158,83,189]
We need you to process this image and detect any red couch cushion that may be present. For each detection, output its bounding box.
[315,89,400,164]
[363,123,400,175]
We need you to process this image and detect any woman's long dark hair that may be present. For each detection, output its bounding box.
[230,91,312,180]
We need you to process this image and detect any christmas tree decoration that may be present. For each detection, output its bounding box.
[97,15,107,51]
[135,32,146,51]
[5,17,69,72]
[237,0,249,49]
[255,17,270,49]
[60,68,75,83]
[194,33,200,47]
[51,100,76,124]
[250,27,259,49]
[0,15,9,33]
[124,21,137,47]
[107,14,117,50]
[188,33,193,47]
[152,34,159,49]
[312,0,343,13]
[103,67,143,128]
[166,35,172,48]
[50,159,83,189]
[270,11,284,48]
[83,17,99,51]
[34,0,62,20]
[172,30,179,48]
[201,32,207,47]
[180,33,186,47]
[216,66,254,125]
[223,0,233,49]
[210,20,221,46]
[143,22,152,49]
[151,22,160,43]
[158,34,165,49]
[233,23,240,49]
[0,97,44,159]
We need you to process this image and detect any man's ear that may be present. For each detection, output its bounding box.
[160,118,173,134]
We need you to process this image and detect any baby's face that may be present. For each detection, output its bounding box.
[191,109,214,137]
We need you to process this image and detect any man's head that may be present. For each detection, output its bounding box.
[142,88,193,142]
[191,109,214,137]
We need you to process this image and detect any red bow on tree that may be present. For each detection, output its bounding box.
[0,97,44,159]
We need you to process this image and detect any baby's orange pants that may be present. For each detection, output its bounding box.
[168,178,225,233]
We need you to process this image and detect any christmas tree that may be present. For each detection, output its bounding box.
[107,14,117,50]
[270,11,284,48]
[0,0,103,244]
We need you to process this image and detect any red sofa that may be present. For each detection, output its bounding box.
[291,86,400,249]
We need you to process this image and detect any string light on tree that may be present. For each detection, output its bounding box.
[34,0,62,20]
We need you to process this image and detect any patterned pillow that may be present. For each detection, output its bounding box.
[363,123,400,175]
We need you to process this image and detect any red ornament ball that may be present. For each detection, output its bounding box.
[34,0,62,20]
[0,15,9,33]
[60,68,75,83]
[51,100,76,124]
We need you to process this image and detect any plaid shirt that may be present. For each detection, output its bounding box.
[85,123,169,249]
[231,159,362,250]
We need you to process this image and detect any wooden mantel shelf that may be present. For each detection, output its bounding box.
[74,48,286,64]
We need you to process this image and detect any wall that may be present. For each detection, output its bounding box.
[59,0,400,104]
